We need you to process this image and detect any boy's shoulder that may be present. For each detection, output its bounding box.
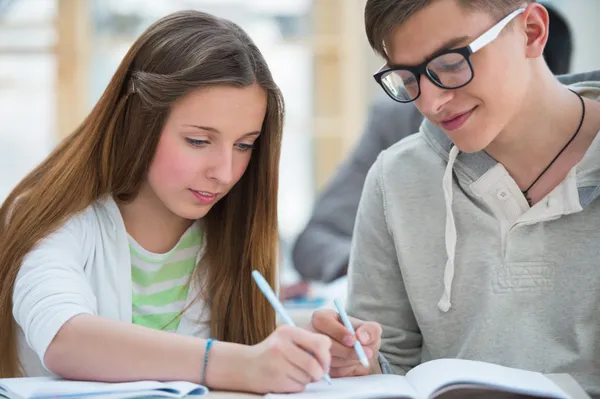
[557,69,600,86]
[376,124,447,180]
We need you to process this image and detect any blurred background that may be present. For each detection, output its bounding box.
[1,0,599,317]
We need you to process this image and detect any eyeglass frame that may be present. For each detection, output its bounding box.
[373,7,527,103]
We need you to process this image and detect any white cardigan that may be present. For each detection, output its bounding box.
[13,196,210,376]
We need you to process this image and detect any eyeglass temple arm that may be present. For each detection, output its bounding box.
[374,7,526,74]
[468,7,526,53]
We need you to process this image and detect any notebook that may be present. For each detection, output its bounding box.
[266,358,572,399]
[0,377,208,399]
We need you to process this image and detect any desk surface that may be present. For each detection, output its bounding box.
[204,374,591,399]
[206,392,256,398]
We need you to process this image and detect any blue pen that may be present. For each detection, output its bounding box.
[251,270,332,385]
[333,299,370,369]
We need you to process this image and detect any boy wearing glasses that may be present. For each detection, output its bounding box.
[310,0,600,396]
[291,2,573,287]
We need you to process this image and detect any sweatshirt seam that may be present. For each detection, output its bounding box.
[378,152,393,237]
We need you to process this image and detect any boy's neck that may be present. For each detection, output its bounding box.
[484,67,587,191]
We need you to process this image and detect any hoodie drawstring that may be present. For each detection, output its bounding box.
[438,145,459,312]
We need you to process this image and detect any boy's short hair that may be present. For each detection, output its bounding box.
[365,0,536,58]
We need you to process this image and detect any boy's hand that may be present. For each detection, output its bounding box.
[309,309,382,377]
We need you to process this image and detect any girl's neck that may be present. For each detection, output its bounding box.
[118,184,193,254]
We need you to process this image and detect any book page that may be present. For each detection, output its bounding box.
[430,383,559,399]
[0,377,207,398]
[266,374,418,399]
[405,359,569,399]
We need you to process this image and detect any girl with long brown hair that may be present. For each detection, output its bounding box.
[0,10,330,394]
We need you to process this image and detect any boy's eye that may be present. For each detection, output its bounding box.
[430,57,468,73]
[440,60,467,71]
[185,138,208,147]
[402,76,417,86]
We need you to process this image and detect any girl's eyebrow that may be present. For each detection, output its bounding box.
[183,124,261,137]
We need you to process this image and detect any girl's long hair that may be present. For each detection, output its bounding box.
[0,10,282,377]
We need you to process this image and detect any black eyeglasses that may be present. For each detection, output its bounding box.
[373,7,526,103]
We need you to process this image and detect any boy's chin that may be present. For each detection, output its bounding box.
[446,129,496,154]
[451,141,487,153]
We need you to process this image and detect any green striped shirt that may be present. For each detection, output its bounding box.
[129,223,202,331]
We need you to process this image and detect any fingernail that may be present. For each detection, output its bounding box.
[343,335,354,346]
[359,332,370,344]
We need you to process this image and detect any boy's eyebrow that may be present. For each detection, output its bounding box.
[392,35,471,66]
[183,124,261,137]
[425,35,471,60]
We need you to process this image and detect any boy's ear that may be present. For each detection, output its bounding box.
[523,3,550,59]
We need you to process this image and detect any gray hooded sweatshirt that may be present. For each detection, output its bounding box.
[347,70,600,397]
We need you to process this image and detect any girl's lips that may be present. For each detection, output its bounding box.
[190,189,218,204]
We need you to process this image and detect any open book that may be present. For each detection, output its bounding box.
[267,359,572,399]
[0,377,208,399]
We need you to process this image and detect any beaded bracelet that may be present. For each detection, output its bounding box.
[201,338,217,387]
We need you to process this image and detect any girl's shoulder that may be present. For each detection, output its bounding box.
[34,196,126,256]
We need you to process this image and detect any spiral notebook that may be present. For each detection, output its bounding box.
[0,377,208,399]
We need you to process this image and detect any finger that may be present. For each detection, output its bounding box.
[330,356,363,368]
[330,364,370,378]
[355,322,382,346]
[311,309,355,346]
[331,346,374,363]
[283,341,326,383]
[330,339,359,360]
[275,375,306,394]
[289,328,332,372]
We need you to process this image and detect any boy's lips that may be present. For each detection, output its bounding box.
[439,107,476,131]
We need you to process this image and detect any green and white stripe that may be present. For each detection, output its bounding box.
[129,224,202,331]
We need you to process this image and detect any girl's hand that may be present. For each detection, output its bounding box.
[243,325,331,393]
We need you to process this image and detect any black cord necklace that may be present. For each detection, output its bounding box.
[522,89,586,206]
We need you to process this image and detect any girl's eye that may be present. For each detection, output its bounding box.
[236,143,255,152]
[185,138,209,147]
